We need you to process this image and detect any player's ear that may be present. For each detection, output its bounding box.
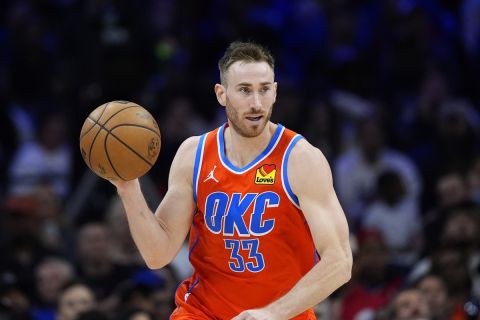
[215,83,226,107]
[273,82,278,104]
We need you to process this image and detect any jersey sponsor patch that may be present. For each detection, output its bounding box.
[255,164,276,185]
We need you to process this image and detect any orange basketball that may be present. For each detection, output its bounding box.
[79,100,161,181]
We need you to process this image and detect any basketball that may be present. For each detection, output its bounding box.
[79,100,161,181]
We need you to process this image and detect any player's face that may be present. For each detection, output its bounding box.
[216,61,277,137]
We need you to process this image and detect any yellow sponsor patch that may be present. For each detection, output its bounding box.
[255,164,276,185]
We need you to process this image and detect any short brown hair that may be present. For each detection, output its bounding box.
[218,41,275,85]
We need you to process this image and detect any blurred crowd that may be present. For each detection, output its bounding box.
[1,0,480,319]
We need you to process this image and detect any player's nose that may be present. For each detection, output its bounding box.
[251,92,262,108]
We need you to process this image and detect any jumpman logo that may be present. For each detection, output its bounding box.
[204,165,219,183]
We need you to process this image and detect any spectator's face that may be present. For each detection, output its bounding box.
[442,212,478,249]
[77,224,111,263]
[436,174,468,207]
[36,260,73,304]
[434,250,470,293]
[216,61,277,138]
[357,238,389,282]
[393,290,430,320]
[39,115,67,151]
[417,275,447,316]
[57,285,95,320]
[130,312,152,320]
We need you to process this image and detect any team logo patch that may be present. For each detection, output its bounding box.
[255,164,276,185]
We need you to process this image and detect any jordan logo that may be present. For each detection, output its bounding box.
[204,165,219,183]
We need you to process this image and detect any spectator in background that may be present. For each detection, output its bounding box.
[56,281,95,320]
[149,277,175,320]
[31,184,66,255]
[389,288,430,320]
[105,198,144,267]
[0,272,32,320]
[467,155,480,205]
[107,269,175,320]
[409,208,480,288]
[340,229,402,320]
[0,200,51,298]
[430,245,474,319]
[423,172,471,253]
[363,170,422,269]
[440,208,479,258]
[334,117,421,230]
[75,222,135,301]
[436,101,480,174]
[8,112,72,199]
[415,273,452,320]
[4,183,67,258]
[118,308,153,320]
[32,257,75,320]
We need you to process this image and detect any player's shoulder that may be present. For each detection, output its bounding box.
[287,137,332,187]
[174,136,202,164]
[289,137,325,165]
[179,135,202,151]
[170,136,203,179]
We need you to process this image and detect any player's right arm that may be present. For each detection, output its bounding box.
[111,136,199,269]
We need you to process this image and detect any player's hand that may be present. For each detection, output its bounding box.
[109,178,140,194]
[231,308,284,320]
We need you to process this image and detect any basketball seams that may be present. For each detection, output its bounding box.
[86,102,110,168]
[93,105,140,127]
[80,102,109,139]
[86,104,139,171]
[109,123,161,137]
[107,132,154,167]
[79,118,97,139]
[87,125,102,169]
[104,134,127,181]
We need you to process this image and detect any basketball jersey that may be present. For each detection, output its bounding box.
[173,124,317,320]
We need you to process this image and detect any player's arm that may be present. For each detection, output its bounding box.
[233,139,352,320]
[112,136,198,269]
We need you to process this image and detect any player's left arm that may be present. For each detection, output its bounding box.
[232,139,353,320]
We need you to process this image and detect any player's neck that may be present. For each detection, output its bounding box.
[224,122,277,168]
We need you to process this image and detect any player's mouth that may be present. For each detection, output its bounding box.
[246,115,263,122]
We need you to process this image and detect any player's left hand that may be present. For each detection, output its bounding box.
[231,308,284,320]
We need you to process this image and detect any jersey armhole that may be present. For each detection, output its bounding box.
[192,133,208,203]
[281,134,303,208]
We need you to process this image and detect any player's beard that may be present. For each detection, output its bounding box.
[225,97,273,138]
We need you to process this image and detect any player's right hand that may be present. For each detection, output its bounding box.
[109,178,140,194]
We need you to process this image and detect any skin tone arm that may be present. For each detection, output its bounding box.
[233,139,353,320]
[111,136,199,269]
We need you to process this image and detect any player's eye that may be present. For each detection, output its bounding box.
[239,87,250,94]
[260,87,270,93]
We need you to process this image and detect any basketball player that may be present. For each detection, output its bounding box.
[111,42,352,319]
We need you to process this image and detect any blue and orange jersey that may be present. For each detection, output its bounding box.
[174,124,317,320]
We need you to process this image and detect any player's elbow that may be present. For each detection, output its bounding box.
[143,256,167,270]
[340,250,353,284]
